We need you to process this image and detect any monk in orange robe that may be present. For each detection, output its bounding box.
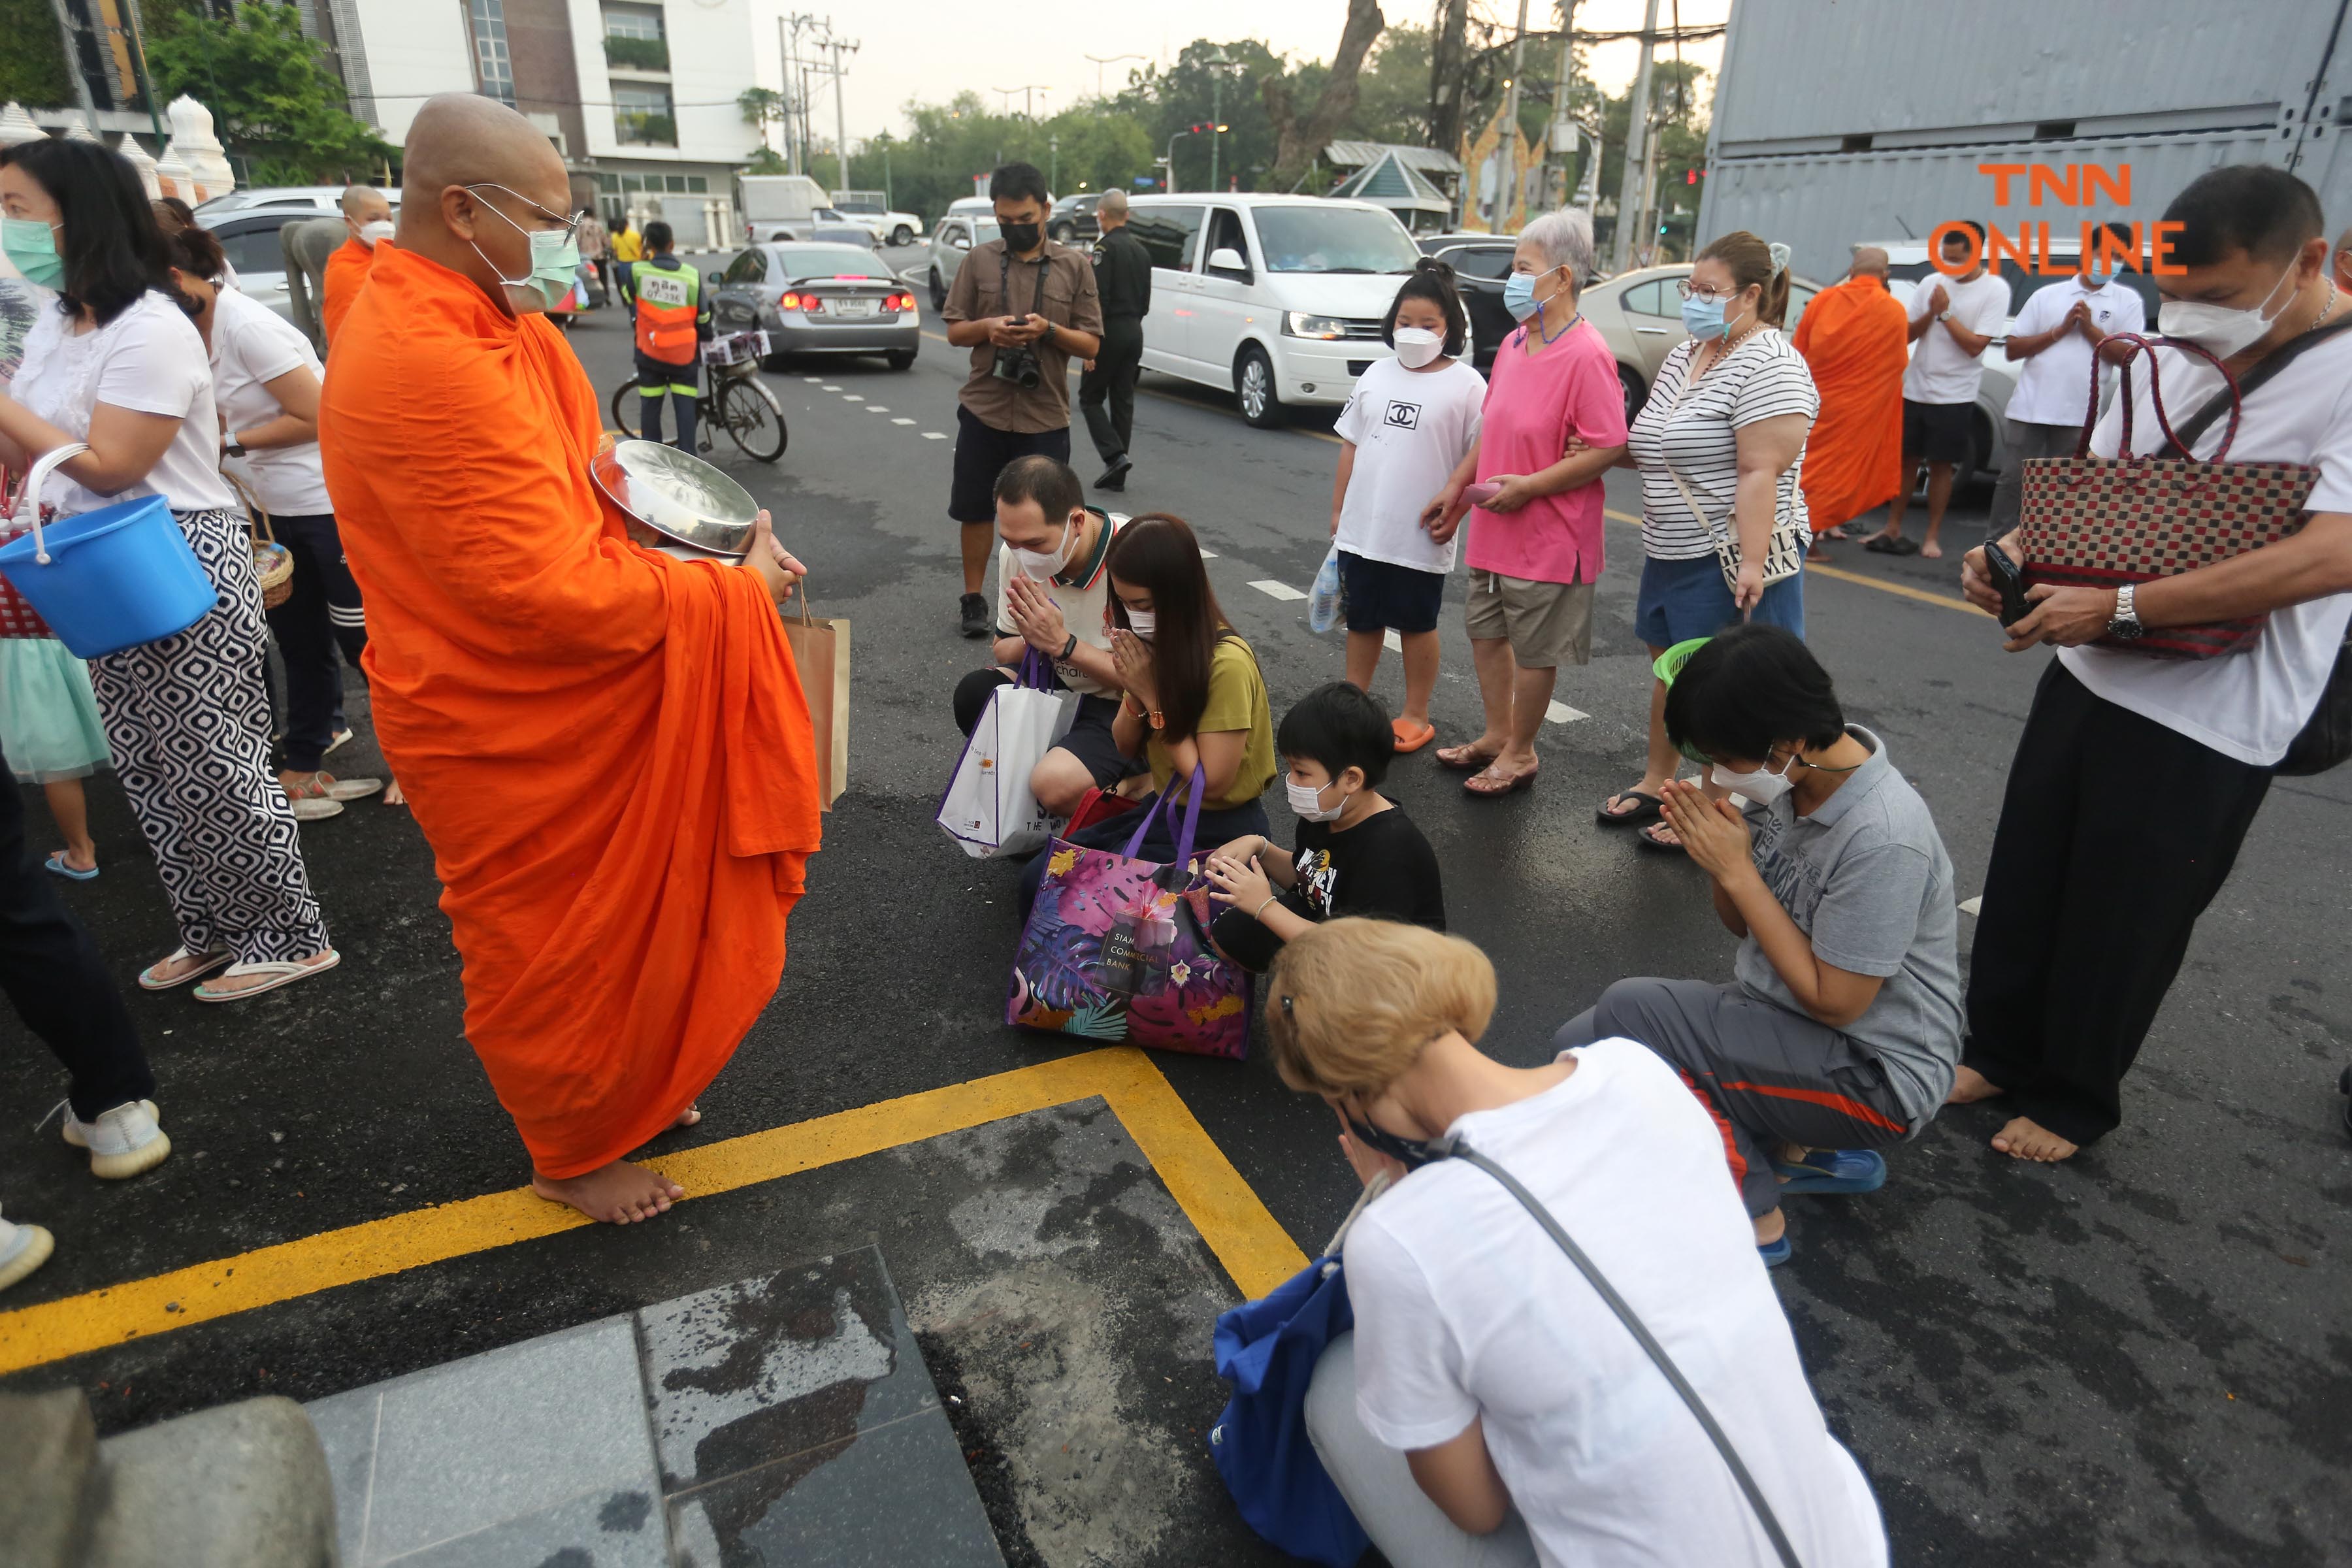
[320,184,391,346]
[318,95,821,1224]
[1791,247,1909,561]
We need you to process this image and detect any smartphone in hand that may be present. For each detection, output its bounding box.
[1982,541,2033,627]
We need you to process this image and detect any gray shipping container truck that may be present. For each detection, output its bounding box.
[1696,0,2351,283]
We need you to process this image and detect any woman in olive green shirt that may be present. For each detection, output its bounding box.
[1017,513,1275,917]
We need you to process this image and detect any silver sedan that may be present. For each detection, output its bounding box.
[706,242,921,371]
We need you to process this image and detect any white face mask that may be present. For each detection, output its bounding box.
[1392,326,1445,368]
[1123,608,1155,640]
[1710,752,1797,807]
[358,219,395,248]
[1285,776,1345,822]
[1011,514,1079,580]
[2158,259,2299,357]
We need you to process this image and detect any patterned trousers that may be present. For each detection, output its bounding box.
[87,507,331,966]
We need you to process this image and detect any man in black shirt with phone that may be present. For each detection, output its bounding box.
[1081,189,1152,493]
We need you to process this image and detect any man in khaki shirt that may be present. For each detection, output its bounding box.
[943,161,1103,636]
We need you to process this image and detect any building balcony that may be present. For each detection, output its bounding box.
[615,112,677,148]
[603,35,669,71]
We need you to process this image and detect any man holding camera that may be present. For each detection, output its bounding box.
[944,162,1103,637]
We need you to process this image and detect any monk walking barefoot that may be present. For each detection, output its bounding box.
[318,95,822,1225]
[1989,1117,2078,1163]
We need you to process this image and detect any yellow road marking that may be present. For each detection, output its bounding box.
[1601,510,1977,615]
[0,1049,1304,1377]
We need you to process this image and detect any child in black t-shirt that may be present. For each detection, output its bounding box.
[1205,681,1446,973]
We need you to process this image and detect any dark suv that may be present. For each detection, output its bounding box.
[1047,193,1102,245]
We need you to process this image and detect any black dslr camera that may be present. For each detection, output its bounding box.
[991,338,1043,389]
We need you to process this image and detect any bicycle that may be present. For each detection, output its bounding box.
[608,331,789,464]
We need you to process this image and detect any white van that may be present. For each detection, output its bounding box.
[1124,193,1433,427]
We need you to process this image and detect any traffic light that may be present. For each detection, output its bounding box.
[1686,169,1698,185]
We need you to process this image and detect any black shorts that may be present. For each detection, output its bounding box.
[635,351,696,393]
[1902,398,1974,466]
[1339,550,1446,635]
[950,404,1072,525]
[951,672,1139,791]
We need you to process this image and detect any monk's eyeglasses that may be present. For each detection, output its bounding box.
[464,183,579,236]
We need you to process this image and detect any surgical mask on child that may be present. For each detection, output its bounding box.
[1392,326,1445,368]
[1012,516,1077,580]
[2,218,64,290]
[2157,259,2300,357]
[1284,777,1346,822]
[1710,752,1798,806]
[465,186,581,311]
[1123,609,1156,640]
[359,219,396,247]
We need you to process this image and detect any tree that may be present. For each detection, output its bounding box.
[1260,0,1386,191]
[742,144,788,174]
[1428,0,1471,154]
[145,3,391,186]
[739,86,787,163]
[0,0,76,109]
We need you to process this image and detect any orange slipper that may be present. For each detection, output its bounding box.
[1391,718,1436,754]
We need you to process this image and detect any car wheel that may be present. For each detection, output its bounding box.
[1618,363,1648,424]
[890,225,913,247]
[887,348,916,371]
[1049,223,1075,244]
[1235,345,1283,429]
[929,267,946,311]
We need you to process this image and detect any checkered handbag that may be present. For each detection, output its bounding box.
[2017,332,2315,660]
[0,465,55,640]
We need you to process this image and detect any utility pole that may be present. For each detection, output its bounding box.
[1549,0,1577,211]
[818,31,860,198]
[1049,133,1060,194]
[1495,0,1531,233]
[776,13,821,176]
[1610,0,1660,272]
[1205,46,1233,193]
[119,0,167,147]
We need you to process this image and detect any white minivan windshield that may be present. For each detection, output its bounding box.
[1254,206,1423,275]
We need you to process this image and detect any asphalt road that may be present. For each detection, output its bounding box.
[3,262,2349,1566]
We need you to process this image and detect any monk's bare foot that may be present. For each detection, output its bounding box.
[1946,1064,2005,1105]
[532,1160,684,1223]
[1990,1116,2078,1164]
[1920,539,1945,560]
[674,1103,700,1128]
[1752,1208,1788,1246]
[384,777,406,808]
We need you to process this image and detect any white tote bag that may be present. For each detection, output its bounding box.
[936,652,1078,859]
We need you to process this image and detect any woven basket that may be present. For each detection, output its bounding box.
[227,472,295,610]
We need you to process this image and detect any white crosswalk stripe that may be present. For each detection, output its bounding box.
[1545,701,1589,725]
[892,417,916,425]
[1250,581,1308,602]
[923,431,948,440]
[1959,896,1984,917]
[1382,630,1402,652]
[1198,549,1217,558]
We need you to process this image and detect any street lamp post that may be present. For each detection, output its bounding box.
[1083,52,1147,97]
[1203,46,1235,193]
[1163,127,1201,193]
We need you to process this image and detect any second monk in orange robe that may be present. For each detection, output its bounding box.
[1791,248,1910,553]
[320,184,391,346]
[318,95,821,1224]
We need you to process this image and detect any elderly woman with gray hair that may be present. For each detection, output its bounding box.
[1421,208,1630,797]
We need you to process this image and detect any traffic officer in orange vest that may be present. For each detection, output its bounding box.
[630,220,711,451]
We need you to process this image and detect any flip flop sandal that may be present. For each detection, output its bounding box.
[1463,763,1538,798]
[1433,743,1499,772]
[44,852,98,881]
[1863,534,1897,554]
[1771,1148,1888,1196]
[1884,536,1921,557]
[139,945,233,991]
[1635,821,1688,854]
[193,950,342,1004]
[1595,789,1664,827]
[1390,719,1437,754]
[1757,1235,1792,1267]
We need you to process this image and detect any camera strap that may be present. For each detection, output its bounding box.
[999,246,1049,321]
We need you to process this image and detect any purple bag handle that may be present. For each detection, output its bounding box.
[1015,646,1058,691]
[2077,332,2240,463]
[1120,764,1207,867]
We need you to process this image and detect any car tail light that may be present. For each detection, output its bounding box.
[887,291,914,312]
[778,291,801,310]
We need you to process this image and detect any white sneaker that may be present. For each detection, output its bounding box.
[0,1206,54,1294]
[324,727,355,755]
[289,794,345,821]
[62,1098,172,1179]
[319,772,385,802]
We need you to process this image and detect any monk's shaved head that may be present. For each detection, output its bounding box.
[1849,246,1889,279]
[342,184,391,223]
[397,93,575,315]
[2336,227,2352,289]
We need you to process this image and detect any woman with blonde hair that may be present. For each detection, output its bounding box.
[1271,919,1886,1567]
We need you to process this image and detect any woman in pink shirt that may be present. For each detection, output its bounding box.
[1422,210,1629,797]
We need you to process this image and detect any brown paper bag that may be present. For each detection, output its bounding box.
[783,596,849,808]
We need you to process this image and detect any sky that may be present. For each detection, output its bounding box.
[748,0,1729,150]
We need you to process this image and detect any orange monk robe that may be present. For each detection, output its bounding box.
[1791,274,1910,534]
[316,244,822,1179]
[320,236,377,346]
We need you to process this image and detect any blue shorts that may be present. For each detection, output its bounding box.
[1338,551,1445,635]
[1633,553,1806,649]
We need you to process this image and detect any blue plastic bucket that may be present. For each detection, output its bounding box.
[0,495,217,659]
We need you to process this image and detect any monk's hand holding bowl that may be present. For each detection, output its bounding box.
[740,510,804,608]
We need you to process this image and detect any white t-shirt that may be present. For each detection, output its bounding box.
[1334,354,1485,574]
[2059,328,2352,766]
[1345,1038,1889,1568]
[990,510,1122,696]
[1627,330,1818,561]
[211,286,331,515]
[10,290,235,516]
[1902,269,2008,405]
[2004,279,2146,425]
